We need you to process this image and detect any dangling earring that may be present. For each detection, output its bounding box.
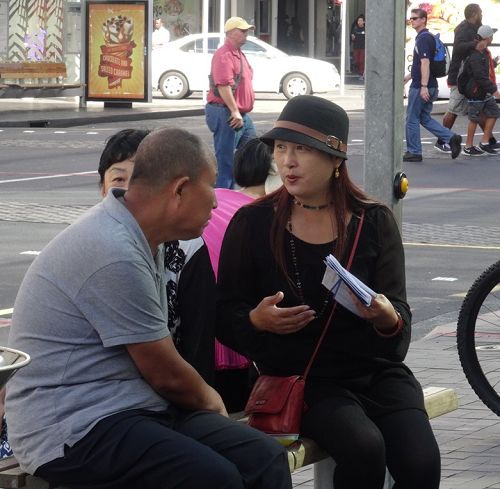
[334,167,340,179]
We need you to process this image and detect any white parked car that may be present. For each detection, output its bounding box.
[152,34,341,100]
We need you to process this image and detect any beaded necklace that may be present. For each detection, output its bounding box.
[293,198,332,211]
[287,217,333,320]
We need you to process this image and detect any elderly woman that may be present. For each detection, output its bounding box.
[217,95,440,488]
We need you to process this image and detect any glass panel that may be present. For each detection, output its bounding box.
[242,41,265,55]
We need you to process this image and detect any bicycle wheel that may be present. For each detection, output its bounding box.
[457,260,500,415]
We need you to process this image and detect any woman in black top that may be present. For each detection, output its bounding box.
[351,14,366,80]
[217,96,440,489]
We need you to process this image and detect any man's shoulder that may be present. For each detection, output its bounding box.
[214,40,233,57]
[415,30,435,57]
[454,19,477,39]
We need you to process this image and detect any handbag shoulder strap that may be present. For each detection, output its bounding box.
[303,210,365,380]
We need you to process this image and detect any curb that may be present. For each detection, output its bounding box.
[0,108,205,128]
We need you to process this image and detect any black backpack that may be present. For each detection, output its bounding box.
[457,55,482,100]
[430,33,449,78]
[415,32,450,78]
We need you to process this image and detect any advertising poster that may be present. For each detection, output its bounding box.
[86,1,148,101]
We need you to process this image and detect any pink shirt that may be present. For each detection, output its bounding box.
[203,188,254,370]
[203,188,254,277]
[207,39,255,114]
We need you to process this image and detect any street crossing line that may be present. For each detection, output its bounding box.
[0,170,97,184]
[404,242,500,250]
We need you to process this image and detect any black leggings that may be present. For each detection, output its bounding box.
[301,397,440,489]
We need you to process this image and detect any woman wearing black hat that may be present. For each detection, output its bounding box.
[217,95,440,488]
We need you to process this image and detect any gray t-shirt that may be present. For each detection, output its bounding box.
[6,189,170,474]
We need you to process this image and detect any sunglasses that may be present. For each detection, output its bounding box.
[409,17,422,21]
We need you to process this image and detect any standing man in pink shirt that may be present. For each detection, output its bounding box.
[206,17,257,188]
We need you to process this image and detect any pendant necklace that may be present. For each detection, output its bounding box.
[287,217,332,320]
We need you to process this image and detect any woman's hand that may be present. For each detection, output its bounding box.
[355,293,400,333]
[249,291,316,334]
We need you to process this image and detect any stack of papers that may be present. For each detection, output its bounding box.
[322,254,377,316]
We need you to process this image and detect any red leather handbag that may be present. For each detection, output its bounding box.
[245,212,365,443]
[244,374,305,437]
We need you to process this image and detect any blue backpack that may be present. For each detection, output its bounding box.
[429,33,449,78]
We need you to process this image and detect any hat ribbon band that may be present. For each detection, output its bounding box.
[273,120,347,153]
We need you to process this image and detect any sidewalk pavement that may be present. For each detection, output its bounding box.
[292,320,500,488]
[0,86,362,128]
[0,84,450,128]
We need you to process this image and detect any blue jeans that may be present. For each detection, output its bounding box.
[205,103,256,188]
[405,86,454,155]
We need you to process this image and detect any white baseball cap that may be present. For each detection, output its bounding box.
[477,25,497,39]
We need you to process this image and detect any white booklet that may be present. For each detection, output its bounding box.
[322,254,377,317]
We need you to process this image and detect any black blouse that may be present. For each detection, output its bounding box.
[216,200,412,381]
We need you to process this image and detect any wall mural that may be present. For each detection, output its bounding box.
[153,0,199,40]
[7,0,64,61]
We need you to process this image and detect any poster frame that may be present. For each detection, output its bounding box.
[85,0,149,102]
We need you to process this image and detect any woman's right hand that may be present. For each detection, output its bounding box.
[249,291,316,334]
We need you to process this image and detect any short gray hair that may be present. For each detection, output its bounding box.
[130,128,215,189]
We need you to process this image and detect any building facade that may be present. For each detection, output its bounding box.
[0,0,366,84]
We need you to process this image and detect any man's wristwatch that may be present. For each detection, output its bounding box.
[421,84,428,88]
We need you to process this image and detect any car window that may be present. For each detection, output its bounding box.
[180,41,196,52]
[192,38,219,53]
[242,41,266,55]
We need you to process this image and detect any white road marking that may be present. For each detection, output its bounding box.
[0,308,13,316]
[20,251,41,255]
[0,170,97,184]
[404,242,500,251]
[432,277,458,282]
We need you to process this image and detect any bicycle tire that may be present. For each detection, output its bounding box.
[457,260,500,416]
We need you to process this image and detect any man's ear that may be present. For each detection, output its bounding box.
[172,176,190,200]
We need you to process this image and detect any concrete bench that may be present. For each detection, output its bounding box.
[0,386,457,489]
[0,62,83,98]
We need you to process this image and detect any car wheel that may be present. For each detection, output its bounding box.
[282,73,312,99]
[159,71,189,99]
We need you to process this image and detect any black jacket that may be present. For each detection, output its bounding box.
[448,19,479,85]
[466,49,497,100]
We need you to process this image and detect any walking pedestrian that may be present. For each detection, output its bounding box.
[435,3,499,153]
[206,17,257,189]
[404,8,462,162]
[460,25,500,156]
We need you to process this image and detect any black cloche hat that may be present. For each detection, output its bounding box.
[261,95,349,160]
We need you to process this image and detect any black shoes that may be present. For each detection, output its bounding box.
[449,134,462,159]
[463,146,485,156]
[479,142,499,155]
[403,152,422,162]
[489,137,500,149]
[434,141,451,153]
